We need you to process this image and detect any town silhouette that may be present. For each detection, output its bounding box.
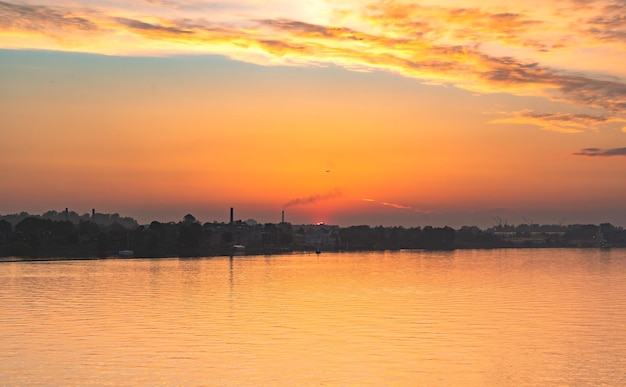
[1,208,624,260]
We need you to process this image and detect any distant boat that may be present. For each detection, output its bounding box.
[118,229,133,257]
[232,244,246,255]
[600,240,612,249]
[597,227,611,249]
[118,250,133,258]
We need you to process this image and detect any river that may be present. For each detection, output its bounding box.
[1,248,625,386]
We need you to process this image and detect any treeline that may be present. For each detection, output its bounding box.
[0,210,138,229]
[0,216,495,258]
[1,211,626,259]
[302,224,507,251]
[0,217,127,258]
[340,225,462,250]
[0,214,234,258]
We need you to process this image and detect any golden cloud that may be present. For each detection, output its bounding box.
[1,0,626,129]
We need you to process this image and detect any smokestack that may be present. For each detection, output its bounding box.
[65,208,69,221]
[92,209,95,219]
[230,207,234,224]
[282,210,285,223]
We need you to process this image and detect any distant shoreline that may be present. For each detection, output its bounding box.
[1,245,622,264]
[2,214,624,260]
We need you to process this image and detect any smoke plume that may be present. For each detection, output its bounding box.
[284,189,341,208]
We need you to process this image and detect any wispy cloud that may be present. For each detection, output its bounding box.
[573,147,626,157]
[491,109,626,133]
[363,198,413,210]
[381,202,411,210]
[0,2,97,31]
[113,17,193,35]
[579,0,626,44]
[2,0,626,130]
[360,2,552,51]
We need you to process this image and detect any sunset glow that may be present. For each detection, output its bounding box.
[2,0,626,227]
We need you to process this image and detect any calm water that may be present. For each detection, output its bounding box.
[1,249,626,386]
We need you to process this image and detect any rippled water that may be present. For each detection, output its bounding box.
[2,249,626,386]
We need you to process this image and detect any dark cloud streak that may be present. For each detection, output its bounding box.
[0,1,97,32]
[114,17,193,35]
[573,147,626,157]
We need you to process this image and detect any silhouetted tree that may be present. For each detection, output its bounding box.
[405,227,422,247]
[221,231,233,245]
[15,217,45,236]
[108,222,129,250]
[375,226,387,249]
[420,226,455,249]
[9,241,32,257]
[202,223,213,242]
[441,226,456,248]
[97,232,109,258]
[51,220,76,244]
[388,227,402,249]
[79,220,101,241]
[15,217,47,255]
[280,232,293,245]
[183,214,197,223]
[178,222,201,252]
[0,219,12,234]
[146,230,160,257]
[340,226,374,249]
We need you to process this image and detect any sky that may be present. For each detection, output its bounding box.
[1,0,626,228]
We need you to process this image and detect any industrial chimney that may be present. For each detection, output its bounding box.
[230,207,234,224]
[282,210,285,224]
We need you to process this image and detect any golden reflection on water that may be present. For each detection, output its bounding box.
[1,249,626,386]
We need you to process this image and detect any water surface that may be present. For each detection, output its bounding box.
[1,249,626,385]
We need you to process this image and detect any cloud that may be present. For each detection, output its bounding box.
[361,2,550,50]
[580,1,626,43]
[363,198,413,210]
[491,109,626,133]
[381,202,411,210]
[114,17,193,35]
[0,1,99,33]
[2,0,626,129]
[573,147,626,156]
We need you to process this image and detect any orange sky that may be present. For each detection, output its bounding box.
[1,0,626,227]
